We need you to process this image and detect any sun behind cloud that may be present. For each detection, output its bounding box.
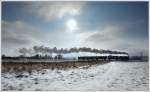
[66,18,79,33]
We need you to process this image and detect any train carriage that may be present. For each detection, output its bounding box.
[78,55,129,61]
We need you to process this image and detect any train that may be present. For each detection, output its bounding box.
[78,55,129,61]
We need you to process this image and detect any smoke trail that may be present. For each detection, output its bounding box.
[19,46,128,56]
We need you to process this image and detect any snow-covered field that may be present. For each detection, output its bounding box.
[2,61,149,91]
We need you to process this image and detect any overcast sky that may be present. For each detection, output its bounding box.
[2,1,148,56]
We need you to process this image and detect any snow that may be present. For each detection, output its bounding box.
[2,61,148,91]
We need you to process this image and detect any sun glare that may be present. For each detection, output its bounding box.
[66,19,78,32]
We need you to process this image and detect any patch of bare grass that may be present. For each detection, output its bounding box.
[2,59,110,73]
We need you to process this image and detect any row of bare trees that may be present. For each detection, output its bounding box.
[18,46,128,57]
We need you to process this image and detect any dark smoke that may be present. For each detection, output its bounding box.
[18,45,128,56]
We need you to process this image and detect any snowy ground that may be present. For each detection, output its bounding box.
[1,61,149,91]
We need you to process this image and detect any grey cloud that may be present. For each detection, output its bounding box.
[1,20,45,56]
[2,29,30,45]
[25,1,85,21]
[84,25,148,56]
[87,32,113,42]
